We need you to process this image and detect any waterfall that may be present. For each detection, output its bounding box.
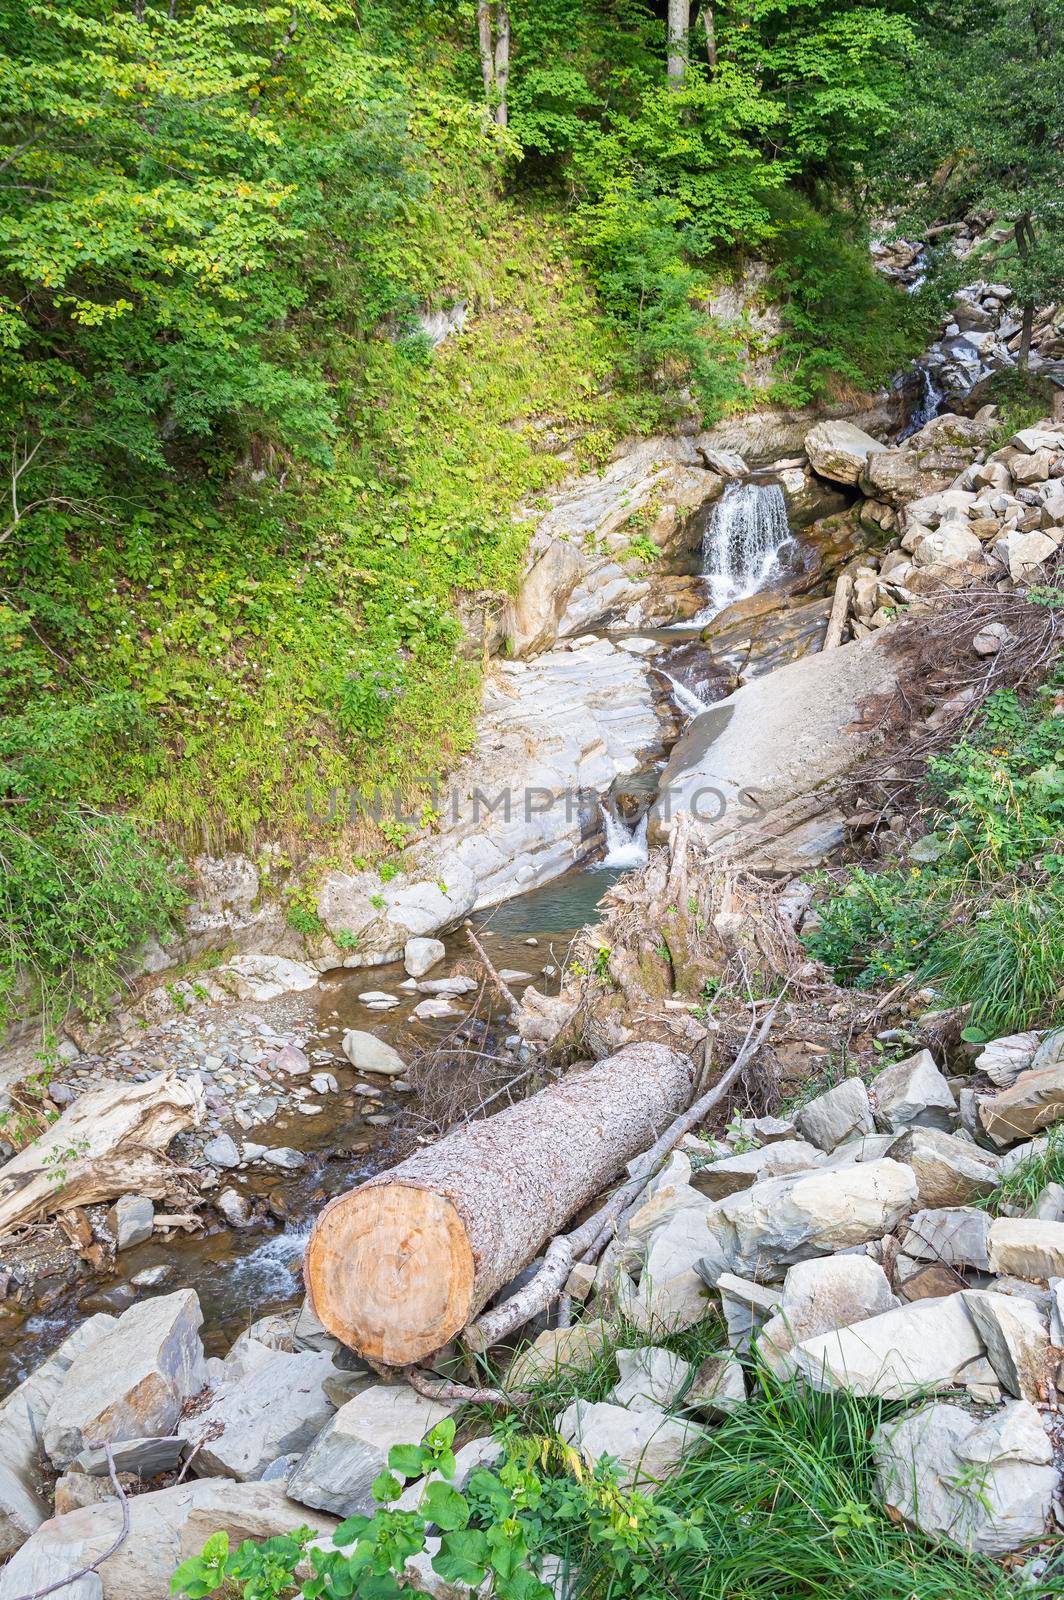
[597,802,649,869]
[899,364,944,441]
[694,481,793,624]
[662,671,708,721]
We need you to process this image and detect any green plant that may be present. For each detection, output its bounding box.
[286,904,324,939]
[624,533,660,566]
[980,1118,1064,1215]
[333,928,360,951]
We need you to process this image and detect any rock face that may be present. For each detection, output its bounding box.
[188,1349,337,1481]
[558,1400,705,1490]
[700,1159,917,1282]
[962,1291,1048,1402]
[648,633,901,868]
[286,1385,458,1518]
[42,1292,209,1471]
[873,1400,1055,1555]
[0,1478,336,1600]
[804,421,886,485]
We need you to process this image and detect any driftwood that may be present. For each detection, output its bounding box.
[463,920,519,1011]
[305,1042,696,1366]
[822,572,853,652]
[0,1072,204,1236]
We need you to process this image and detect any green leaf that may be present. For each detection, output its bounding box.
[388,1443,429,1478]
[333,1515,372,1546]
[423,1480,470,1532]
[372,1471,403,1502]
[433,1529,489,1586]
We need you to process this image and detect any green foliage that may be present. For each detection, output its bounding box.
[981,1120,1064,1214]
[767,194,930,405]
[807,675,1064,1033]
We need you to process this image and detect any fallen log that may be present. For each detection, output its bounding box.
[0,1072,204,1236]
[305,1041,695,1367]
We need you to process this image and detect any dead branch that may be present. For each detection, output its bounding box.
[7,1444,129,1600]
[404,1365,531,1409]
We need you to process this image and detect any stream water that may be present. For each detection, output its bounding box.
[0,459,810,1392]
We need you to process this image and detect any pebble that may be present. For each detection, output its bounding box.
[261,1147,306,1170]
[296,1103,324,1116]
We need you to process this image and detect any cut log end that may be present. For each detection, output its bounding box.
[305,1183,476,1366]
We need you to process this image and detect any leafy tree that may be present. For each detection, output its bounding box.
[885,0,1064,364]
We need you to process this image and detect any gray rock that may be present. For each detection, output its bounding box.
[203,1133,240,1169]
[108,1194,155,1251]
[215,1187,255,1229]
[805,420,887,485]
[873,1400,1054,1555]
[43,1291,209,1470]
[73,1437,186,1478]
[260,1147,305,1171]
[418,976,479,997]
[609,1347,692,1413]
[885,1126,999,1207]
[690,1140,824,1200]
[700,1159,918,1281]
[900,1207,990,1269]
[287,1385,459,1518]
[757,1255,898,1374]
[796,1078,874,1152]
[988,1217,1064,1279]
[188,1348,336,1480]
[872,1051,956,1133]
[683,1356,746,1418]
[273,1044,311,1076]
[0,1477,337,1600]
[713,1273,781,1354]
[974,1032,1040,1087]
[412,998,458,1020]
[1031,1181,1064,1221]
[963,1290,1049,1401]
[130,1264,174,1289]
[0,1315,117,1559]
[980,1063,1064,1146]
[507,1321,613,1389]
[558,1400,705,1490]
[791,1294,984,1398]
[340,1030,406,1076]
[404,937,446,978]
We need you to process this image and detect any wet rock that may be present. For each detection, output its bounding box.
[872,1050,956,1133]
[700,1159,918,1282]
[43,1290,209,1470]
[988,1217,1064,1280]
[418,976,479,996]
[218,955,320,1003]
[873,1400,1054,1556]
[214,1187,255,1229]
[756,1255,898,1374]
[273,1044,311,1077]
[963,1290,1048,1401]
[0,1478,337,1600]
[404,937,445,978]
[558,1401,705,1491]
[130,1264,174,1289]
[340,1030,406,1076]
[188,1349,337,1481]
[108,1194,155,1251]
[609,1347,692,1413]
[203,1133,240,1170]
[795,1078,874,1152]
[804,421,886,485]
[792,1294,984,1398]
[260,1147,305,1171]
[885,1126,999,1207]
[412,998,458,1020]
[979,1064,1064,1146]
[287,1385,459,1518]
[683,1355,746,1417]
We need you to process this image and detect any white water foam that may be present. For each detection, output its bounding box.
[597,803,649,869]
[662,671,708,721]
[694,481,793,624]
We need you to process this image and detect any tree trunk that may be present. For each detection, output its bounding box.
[667,0,691,86]
[305,1042,696,1366]
[701,5,717,68]
[1015,213,1035,371]
[822,573,853,652]
[476,2,510,127]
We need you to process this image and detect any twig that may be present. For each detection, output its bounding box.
[464,990,787,1353]
[8,1443,129,1599]
[404,1364,531,1408]
[463,920,519,1010]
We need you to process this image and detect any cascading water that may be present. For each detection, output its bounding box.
[662,672,708,721]
[597,801,649,869]
[899,363,944,441]
[694,481,793,624]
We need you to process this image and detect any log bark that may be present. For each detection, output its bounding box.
[0,1073,204,1236]
[822,572,853,651]
[305,1042,695,1366]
